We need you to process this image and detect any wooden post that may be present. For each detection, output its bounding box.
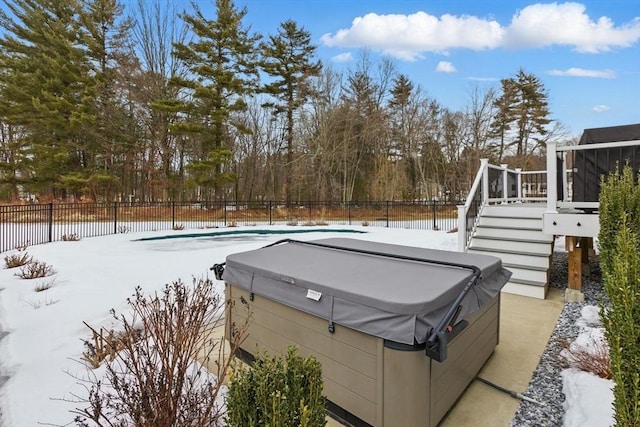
[587,237,595,257]
[564,235,586,302]
[566,236,582,291]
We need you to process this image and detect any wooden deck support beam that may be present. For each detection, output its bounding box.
[565,236,592,302]
[566,236,582,290]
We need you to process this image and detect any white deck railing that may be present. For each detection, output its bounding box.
[457,138,640,251]
[456,160,550,251]
[545,139,640,212]
[457,159,488,251]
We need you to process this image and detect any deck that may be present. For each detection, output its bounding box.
[458,133,639,300]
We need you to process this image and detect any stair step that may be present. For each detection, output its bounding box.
[469,237,552,255]
[474,226,554,243]
[504,265,549,283]
[467,248,551,270]
[468,203,553,299]
[477,216,542,230]
[502,262,548,272]
[502,281,548,299]
[482,204,547,219]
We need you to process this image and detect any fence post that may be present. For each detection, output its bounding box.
[172,201,176,229]
[113,202,118,234]
[386,201,390,228]
[431,199,437,230]
[348,202,351,225]
[269,200,272,225]
[223,200,227,226]
[48,203,53,243]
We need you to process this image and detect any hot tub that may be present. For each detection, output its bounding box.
[220,238,511,426]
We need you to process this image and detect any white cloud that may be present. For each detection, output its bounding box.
[592,105,611,112]
[547,67,616,78]
[505,3,640,53]
[435,61,457,73]
[331,52,353,63]
[319,3,640,60]
[320,12,503,61]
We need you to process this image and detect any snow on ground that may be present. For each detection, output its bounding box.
[0,225,611,426]
[561,305,614,427]
[0,225,456,426]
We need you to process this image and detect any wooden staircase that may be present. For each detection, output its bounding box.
[466,204,554,299]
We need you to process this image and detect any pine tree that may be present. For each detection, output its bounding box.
[260,19,321,203]
[513,69,551,159]
[77,0,134,200]
[0,0,89,197]
[488,78,517,163]
[169,0,260,200]
[488,69,550,165]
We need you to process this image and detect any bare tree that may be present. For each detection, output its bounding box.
[131,0,188,200]
[297,66,343,200]
[461,85,497,187]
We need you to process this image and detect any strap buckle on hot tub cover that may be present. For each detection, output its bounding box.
[210,263,225,281]
[425,264,481,362]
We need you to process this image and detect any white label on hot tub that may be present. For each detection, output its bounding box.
[306,289,322,301]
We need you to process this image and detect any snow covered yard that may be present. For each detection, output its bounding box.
[0,226,614,426]
[0,226,457,426]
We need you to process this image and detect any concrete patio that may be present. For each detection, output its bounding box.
[438,288,564,426]
[201,288,565,426]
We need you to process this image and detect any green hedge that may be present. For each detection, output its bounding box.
[599,164,640,426]
[225,346,327,427]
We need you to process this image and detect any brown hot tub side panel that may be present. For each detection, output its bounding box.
[429,296,499,425]
[226,285,384,426]
[226,284,500,427]
[381,295,499,427]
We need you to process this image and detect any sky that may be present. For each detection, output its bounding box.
[187,0,640,138]
[0,225,611,426]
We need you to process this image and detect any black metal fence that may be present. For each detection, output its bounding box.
[0,200,462,253]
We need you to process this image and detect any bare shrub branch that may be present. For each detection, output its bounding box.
[80,322,142,369]
[19,295,59,309]
[559,334,612,379]
[72,278,249,427]
[15,241,30,251]
[4,251,32,269]
[116,225,130,234]
[34,277,56,292]
[17,260,54,279]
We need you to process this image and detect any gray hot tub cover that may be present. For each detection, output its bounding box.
[222,238,511,345]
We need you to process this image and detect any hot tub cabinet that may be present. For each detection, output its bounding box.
[222,238,511,427]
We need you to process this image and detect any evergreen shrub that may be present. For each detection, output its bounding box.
[225,346,326,427]
[598,164,640,426]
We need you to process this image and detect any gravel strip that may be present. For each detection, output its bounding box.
[510,252,605,426]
